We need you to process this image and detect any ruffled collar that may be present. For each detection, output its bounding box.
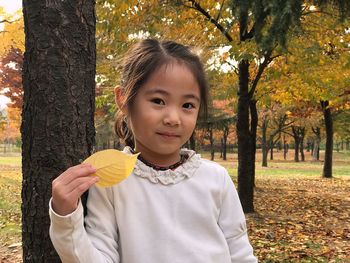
[123,146,201,185]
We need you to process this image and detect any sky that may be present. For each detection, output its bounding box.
[0,0,21,14]
[0,0,21,109]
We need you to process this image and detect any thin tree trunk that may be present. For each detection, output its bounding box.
[300,128,305,162]
[294,139,300,162]
[270,141,274,160]
[220,138,223,158]
[292,126,300,162]
[312,139,320,161]
[237,59,254,213]
[321,100,333,178]
[283,135,288,160]
[190,130,196,151]
[261,118,268,167]
[250,100,258,188]
[223,125,228,161]
[209,127,214,160]
[21,1,96,261]
[312,127,321,161]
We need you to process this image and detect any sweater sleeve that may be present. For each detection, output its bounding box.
[218,171,258,263]
[49,186,120,263]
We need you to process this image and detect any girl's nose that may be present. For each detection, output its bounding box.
[163,109,181,126]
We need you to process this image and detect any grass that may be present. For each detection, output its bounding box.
[0,155,21,166]
[200,150,350,179]
[0,167,22,246]
[0,150,349,262]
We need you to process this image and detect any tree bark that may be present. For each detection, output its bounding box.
[250,100,258,189]
[261,118,268,167]
[220,138,223,158]
[21,1,96,262]
[312,127,321,161]
[270,140,274,160]
[223,125,228,161]
[283,135,288,160]
[292,126,300,162]
[190,130,196,151]
[321,100,333,178]
[209,126,214,160]
[300,127,305,162]
[237,60,254,213]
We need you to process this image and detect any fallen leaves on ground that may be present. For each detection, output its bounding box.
[1,162,350,262]
[247,176,350,263]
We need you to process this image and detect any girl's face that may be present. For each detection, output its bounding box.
[129,62,200,165]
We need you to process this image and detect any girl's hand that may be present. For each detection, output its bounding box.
[52,163,98,216]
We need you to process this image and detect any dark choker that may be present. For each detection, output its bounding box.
[130,149,188,171]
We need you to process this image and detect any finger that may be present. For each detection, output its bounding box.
[53,176,98,207]
[66,176,99,198]
[59,165,97,185]
[57,163,91,180]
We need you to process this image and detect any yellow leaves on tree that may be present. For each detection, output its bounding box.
[0,12,24,56]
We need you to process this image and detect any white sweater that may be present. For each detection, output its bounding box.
[49,148,257,263]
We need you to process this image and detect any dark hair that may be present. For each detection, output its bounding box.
[115,38,209,148]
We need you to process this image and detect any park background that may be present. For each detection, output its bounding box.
[0,0,349,262]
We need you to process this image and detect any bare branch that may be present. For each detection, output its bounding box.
[215,0,225,22]
[0,19,20,24]
[248,49,274,98]
[185,0,233,42]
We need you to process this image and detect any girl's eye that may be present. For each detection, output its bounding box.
[183,103,195,109]
[151,98,165,105]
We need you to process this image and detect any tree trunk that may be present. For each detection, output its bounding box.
[312,139,320,161]
[292,126,300,162]
[283,136,288,160]
[209,127,214,160]
[223,125,228,161]
[321,100,333,178]
[312,127,321,161]
[220,138,223,158]
[270,141,274,160]
[237,60,254,213]
[190,130,196,151]
[294,139,300,162]
[21,1,96,262]
[300,127,305,162]
[261,118,268,167]
[250,100,258,188]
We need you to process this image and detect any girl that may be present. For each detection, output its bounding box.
[49,39,257,263]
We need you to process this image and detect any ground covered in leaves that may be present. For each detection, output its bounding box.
[0,152,349,262]
[248,177,350,262]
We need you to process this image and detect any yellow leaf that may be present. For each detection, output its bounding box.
[83,149,139,187]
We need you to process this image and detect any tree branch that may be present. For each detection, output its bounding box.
[185,0,233,42]
[248,49,274,98]
[0,19,20,24]
[215,0,225,21]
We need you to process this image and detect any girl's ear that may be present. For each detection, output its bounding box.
[114,86,128,114]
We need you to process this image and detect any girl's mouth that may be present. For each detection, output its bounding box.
[156,132,180,138]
